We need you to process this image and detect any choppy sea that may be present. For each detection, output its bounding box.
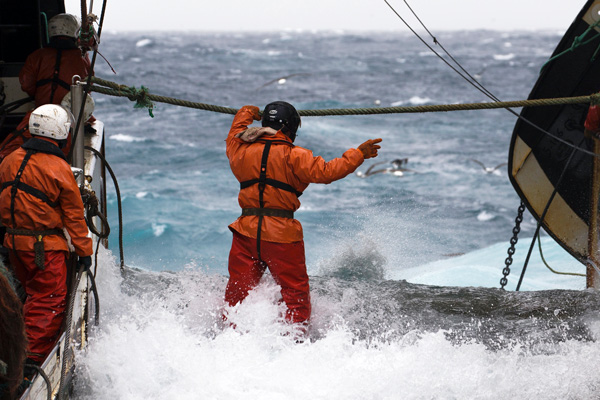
[72,30,600,399]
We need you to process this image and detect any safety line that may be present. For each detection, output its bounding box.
[88,76,600,117]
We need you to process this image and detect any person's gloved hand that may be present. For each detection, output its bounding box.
[358,138,382,159]
[585,104,600,139]
[243,105,261,121]
[79,255,92,269]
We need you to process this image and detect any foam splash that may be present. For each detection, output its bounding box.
[151,222,167,237]
[109,134,146,143]
[477,211,495,221]
[390,96,431,107]
[493,53,515,61]
[72,247,600,400]
[135,39,153,48]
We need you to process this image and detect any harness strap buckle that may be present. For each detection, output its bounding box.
[6,228,64,270]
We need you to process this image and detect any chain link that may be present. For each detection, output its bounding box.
[500,201,526,289]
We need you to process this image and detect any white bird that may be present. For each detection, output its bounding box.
[470,159,507,174]
[255,73,310,91]
[356,158,414,178]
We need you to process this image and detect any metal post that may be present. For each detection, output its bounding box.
[70,76,85,170]
[587,138,600,288]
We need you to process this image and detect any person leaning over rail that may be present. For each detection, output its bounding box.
[19,13,91,108]
[0,104,92,371]
[223,101,381,335]
[9,13,94,170]
[0,93,95,165]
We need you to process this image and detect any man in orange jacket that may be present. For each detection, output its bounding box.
[0,104,93,365]
[0,93,94,164]
[224,101,381,329]
[19,13,91,108]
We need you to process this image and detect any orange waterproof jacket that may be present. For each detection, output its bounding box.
[0,137,92,256]
[226,106,364,243]
[0,112,75,164]
[19,47,91,107]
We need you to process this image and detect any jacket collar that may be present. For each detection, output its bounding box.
[22,137,67,160]
[258,131,293,144]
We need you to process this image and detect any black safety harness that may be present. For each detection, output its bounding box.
[1,138,66,269]
[35,49,71,104]
[239,139,303,261]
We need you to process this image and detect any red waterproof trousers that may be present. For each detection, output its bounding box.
[10,250,67,363]
[225,231,311,323]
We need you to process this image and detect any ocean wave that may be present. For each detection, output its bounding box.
[493,53,515,60]
[390,96,432,106]
[135,38,153,47]
[109,133,147,142]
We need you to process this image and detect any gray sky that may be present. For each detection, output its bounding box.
[65,0,585,32]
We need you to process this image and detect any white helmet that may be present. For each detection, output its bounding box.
[61,92,95,123]
[48,13,80,39]
[29,104,73,141]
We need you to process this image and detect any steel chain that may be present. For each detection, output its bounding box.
[500,201,526,289]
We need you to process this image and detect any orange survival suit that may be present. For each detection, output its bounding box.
[224,105,365,324]
[0,109,85,165]
[0,137,92,363]
[19,39,91,108]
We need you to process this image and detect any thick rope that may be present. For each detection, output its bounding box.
[89,76,600,117]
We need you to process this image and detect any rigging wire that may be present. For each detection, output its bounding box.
[537,231,585,277]
[85,145,126,271]
[386,0,596,286]
[384,0,500,101]
[384,0,600,159]
[397,0,500,102]
[69,0,108,162]
[515,139,582,291]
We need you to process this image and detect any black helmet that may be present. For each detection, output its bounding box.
[262,101,301,142]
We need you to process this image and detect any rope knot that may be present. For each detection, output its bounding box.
[129,86,155,117]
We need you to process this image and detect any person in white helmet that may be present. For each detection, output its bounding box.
[0,104,92,366]
[0,92,95,164]
[19,13,92,107]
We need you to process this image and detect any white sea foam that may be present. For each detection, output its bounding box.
[390,96,431,107]
[493,53,515,61]
[151,222,167,237]
[74,247,600,400]
[409,96,431,105]
[136,39,153,47]
[72,31,599,398]
[477,211,495,221]
[109,134,146,142]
